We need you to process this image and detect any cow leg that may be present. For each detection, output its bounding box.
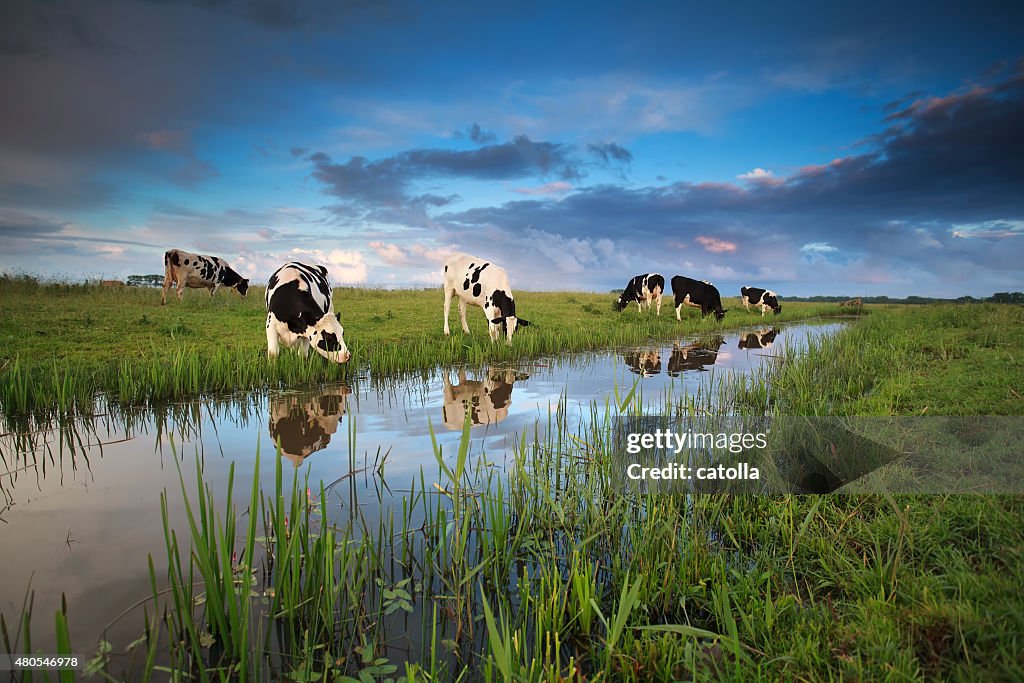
[266,317,280,359]
[297,336,311,357]
[210,284,219,297]
[443,287,453,335]
[636,300,643,313]
[161,277,172,306]
[655,292,662,316]
[458,298,470,334]
[177,284,185,302]
[675,303,683,321]
[760,304,767,317]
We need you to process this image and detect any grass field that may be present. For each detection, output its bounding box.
[3,277,1022,680]
[0,275,854,413]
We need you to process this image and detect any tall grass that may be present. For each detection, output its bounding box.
[8,303,1023,680]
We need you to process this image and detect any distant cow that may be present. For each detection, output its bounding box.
[624,349,662,377]
[738,328,779,350]
[614,274,665,315]
[840,297,863,307]
[269,386,350,467]
[441,369,524,430]
[100,279,125,288]
[670,276,727,322]
[740,286,782,316]
[443,253,531,345]
[161,249,249,305]
[265,263,351,363]
[667,336,724,375]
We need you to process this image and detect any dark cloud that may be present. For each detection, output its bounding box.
[144,0,414,31]
[466,123,497,145]
[309,135,580,206]
[0,2,122,57]
[432,68,1024,294]
[587,141,633,165]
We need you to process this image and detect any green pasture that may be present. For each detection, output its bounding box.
[0,275,853,413]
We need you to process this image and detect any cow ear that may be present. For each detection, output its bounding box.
[517,318,532,327]
[490,316,506,325]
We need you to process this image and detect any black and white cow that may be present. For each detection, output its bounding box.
[614,273,665,315]
[670,276,727,322]
[740,286,782,316]
[441,369,524,430]
[161,249,249,305]
[738,328,779,350]
[667,336,724,375]
[265,262,351,363]
[269,386,350,467]
[624,348,663,377]
[443,253,531,345]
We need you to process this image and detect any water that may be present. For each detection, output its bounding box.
[0,322,840,663]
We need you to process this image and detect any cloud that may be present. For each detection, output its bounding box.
[736,167,782,186]
[800,242,839,253]
[695,236,737,253]
[951,219,1024,240]
[455,122,496,145]
[426,66,1024,295]
[307,135,583,220]
[509,181,573,196]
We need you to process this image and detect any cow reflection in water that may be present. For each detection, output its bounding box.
[269,386,351,466]
[442,370,526,430]
[738,328,779,350]
[667,336,724,376]
[624,349,663,377]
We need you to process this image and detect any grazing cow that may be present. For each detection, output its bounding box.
[614,274,665,315]
[441,369,525,430]
[100,279,125,288]
[670,276,727,322]
[738,328,779,350]
[740,286,782,316]
[268,386,350,467]
[839,297,863,308]
[624,349,663,377]
[161,249,249,305]
[265,262,351,363]
[667,336,724,376]
[442,253,531,345]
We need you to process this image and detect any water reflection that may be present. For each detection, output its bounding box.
[441,369,525,429]
[268,386,351,466]
[624,349,663,377]
[738,328,779,350]
[667,336,724,375]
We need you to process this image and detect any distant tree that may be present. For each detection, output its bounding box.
[989,292,1024,304]
[127,274,164,287]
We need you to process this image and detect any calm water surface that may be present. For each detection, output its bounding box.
[0,322,840,658]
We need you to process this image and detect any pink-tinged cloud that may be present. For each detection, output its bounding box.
[368,241,455,266]
[509,181,573,195]
[798,157,850,176]
[368,241,408,265]
[695,235,737,253]
[138,129,191,153]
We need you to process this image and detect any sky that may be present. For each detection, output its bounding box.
[1,0,1022,297]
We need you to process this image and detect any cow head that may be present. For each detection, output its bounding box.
[490,315,531,343]
[308,312,351,363]
[713,307,727,322]
[613,294,629,311]
[236,278,250,297]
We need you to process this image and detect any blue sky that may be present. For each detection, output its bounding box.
[1,0,1022,297]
